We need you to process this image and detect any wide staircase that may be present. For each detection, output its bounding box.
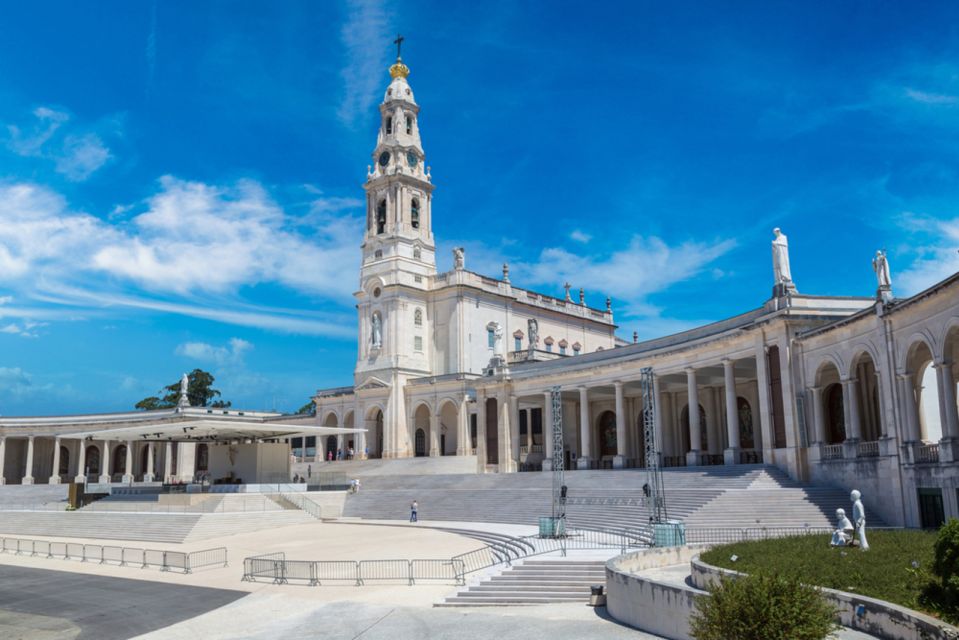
[0,485,69,510]
[343,465,872,531]
[440,559,607,606]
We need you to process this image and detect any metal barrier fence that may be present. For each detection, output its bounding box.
[684,526,833,545]
[0,535,226,574]
[279,493,323,519]
[241,556,466,586]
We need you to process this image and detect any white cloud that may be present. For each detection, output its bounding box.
[0,295,12,305]
[0,319,46,338]
[176,337,253,366]
[569,229,592,243]
[519,235,737,305]
[897,214,959,296]
[904,88,959,105]
[0,366,51,399]
[5,107,112,181]
[337,0,391,127]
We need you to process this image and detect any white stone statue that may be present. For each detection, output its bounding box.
[851,489,869,550]
[772,228,794,286]
[830,508,854,546]
[371,312,382,348]
[453,247,465,270]
[527,318,539,353]
[491,322,504,355]
[873,250,892,290]
[177,373,190,408]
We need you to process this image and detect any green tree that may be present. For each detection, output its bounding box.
[922,518,959,623]
[296,400,316,416]
[135,369,231,410]
[690,571,838,640]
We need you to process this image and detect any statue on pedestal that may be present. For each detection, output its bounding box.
[873,250,893,302]
[771,228,798,295]
[177,373,190,408]
[453,247,465,270]
[371,312,382,349]
[527,318,539,355]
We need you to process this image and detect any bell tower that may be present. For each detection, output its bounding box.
[354,41,435,457]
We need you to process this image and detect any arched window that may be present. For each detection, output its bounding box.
[376,200,386,234]
[558,339,568,356]
[572,342,582,355]
[414,309,423,326]
[385,116,393,134]
[406,115,413,135]
[413,247,421,260]
[411,198,420,229]
[544,337,554,353]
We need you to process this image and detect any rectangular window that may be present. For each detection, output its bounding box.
[488,329,495,348]
[414,336,423,352]
[546,344,552,353]
[573,347,580,355]
[560,346,567,356]
[515,337,522,351]
[919,488,945,529]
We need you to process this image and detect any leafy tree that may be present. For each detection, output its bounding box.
[922,518,959,623]
[135,369,231,410]
[690,571,838,640]
[296,400,316,416]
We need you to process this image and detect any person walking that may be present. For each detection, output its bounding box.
[410,500,418,523]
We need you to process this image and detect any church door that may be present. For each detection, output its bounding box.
[597,411,617,457]
[414,429,427,457]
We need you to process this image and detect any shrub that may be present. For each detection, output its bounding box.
[922,518,959,623]
[690,571,838,640]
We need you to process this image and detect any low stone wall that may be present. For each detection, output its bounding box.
[605,545,709,640]
[690,556,959,640]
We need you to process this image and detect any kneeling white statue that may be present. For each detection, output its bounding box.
[830,508,854,547]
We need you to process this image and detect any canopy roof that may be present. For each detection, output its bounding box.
[61,419,364,443]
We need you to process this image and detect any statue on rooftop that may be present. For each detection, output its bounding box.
[453,247,465,270]
[771,228,797,294]
[177,373,190,408]
[873,250,893,302]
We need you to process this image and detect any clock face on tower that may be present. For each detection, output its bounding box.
[378,151,391,167]
[406,151,418,168]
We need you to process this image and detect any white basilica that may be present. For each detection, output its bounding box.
[1,52,958,531]
[312,54,959,529]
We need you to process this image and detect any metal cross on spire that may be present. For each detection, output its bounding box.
[393,34,404,60]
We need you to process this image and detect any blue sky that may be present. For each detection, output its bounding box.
[1,1,958,415]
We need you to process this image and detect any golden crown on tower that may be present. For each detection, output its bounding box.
[389,59,410,79]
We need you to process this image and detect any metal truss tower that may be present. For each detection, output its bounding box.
[641,367,668,523]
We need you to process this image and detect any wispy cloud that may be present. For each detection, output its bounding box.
[176,337,253,366]
[569,229,591,243]
[5,107,113,181]
[896,212,959,296]
[337,0,391,127]
[0,320,47,338]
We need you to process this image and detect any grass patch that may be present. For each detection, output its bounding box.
[700,530,936,614]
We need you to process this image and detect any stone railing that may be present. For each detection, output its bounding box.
[858,440,880,458]
[821,443,844,460]
[916,443,940,464]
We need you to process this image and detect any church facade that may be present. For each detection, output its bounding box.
[314,55,959,529]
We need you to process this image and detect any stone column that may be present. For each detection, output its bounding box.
[22,436,35,485]
[100,440,112,483]
[723,360,741,465]
[123,440,134,484]
[164,442,173,483]
[703,387,719,456]
[577,387,591,469]
[74,441,87,484]
[755,346,774,462]
[613,381,627,469]
[457,396,469,456]
[0,436,6,485]
[652,375,664,466]
[144,443,155,482]
[476,394,487,469]
[936,362,959,461]
[686,368,702,466]
[810,387,826,444]
[508,394,520,472]
[542,391,554,471]
[841,378,862,458]
[429,414,440,457]
[898,373,920,442]
[49,438,62,484]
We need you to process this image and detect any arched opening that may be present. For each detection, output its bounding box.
[385,116,393,135]
[58,446,70,477]
[113,445,127,478]
[737,397,754,449]
[364,408,384,458]
[439,400,459,456]
[411,198,420,229]
[486,397,499,465]
[825,383,845,444]
[906,340,940,442]
[85,445,101,477]
[680,404,707,452]
[376,200,387,234]
[413,247,421,260]
[405,114,413,135]
[597,410,617,457]
[414,309,423,326]
[413,404,431,457]
[851,352,882,441]
[195,444,209,473]
[343,411,355,454]
[414,429,427,457]
[325,435,337,460]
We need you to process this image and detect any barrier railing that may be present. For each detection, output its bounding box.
[684,526,832,545]
[241,556,466,586]
[0,535,226,574]
[279,493,323,519]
